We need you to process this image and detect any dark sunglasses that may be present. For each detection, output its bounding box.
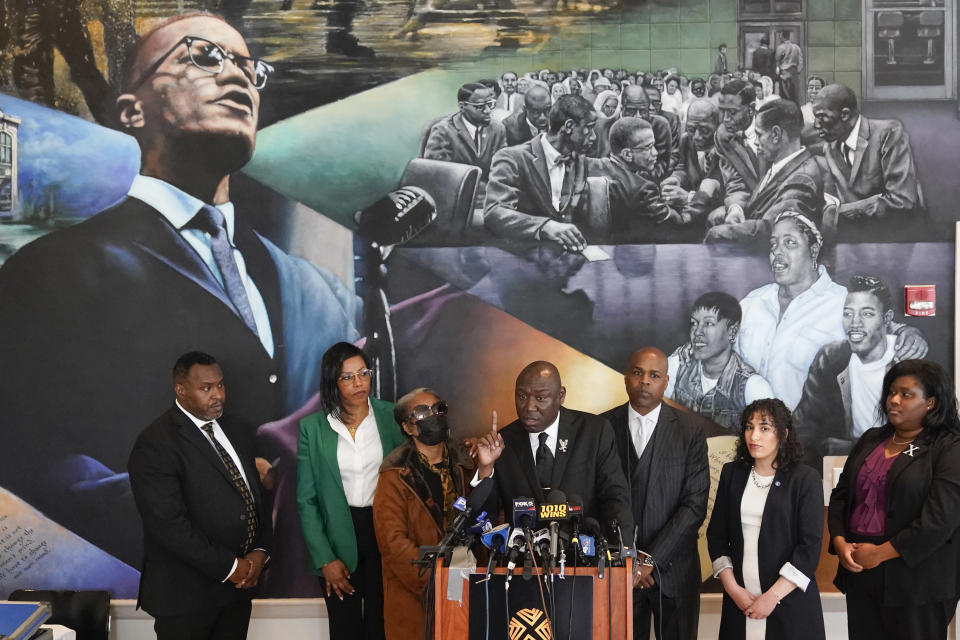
[407,401,448,423]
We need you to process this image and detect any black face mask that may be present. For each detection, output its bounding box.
[416,414,449,446]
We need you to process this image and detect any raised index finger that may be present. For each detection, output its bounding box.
[491,410,498,433]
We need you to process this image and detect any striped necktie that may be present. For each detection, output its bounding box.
[201,422,258,554]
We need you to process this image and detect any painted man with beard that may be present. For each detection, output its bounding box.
[666,292,773,431]
[793,275,901,462]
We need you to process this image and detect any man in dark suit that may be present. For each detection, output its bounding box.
[484,94,596,252]
[712,80,764,225]
[601,347,709,640]
[422,81,507,180]
[129,351,272,639]
[662,98,724,224]
[752,37,776,81]
[644,85,682,172]
[502,84,550,146]
[811,83,923,240]
[707,99,831,243]
[0,14,359,576]
[486,361,633,538]
[587,118,682,238]
[590,84,675,181]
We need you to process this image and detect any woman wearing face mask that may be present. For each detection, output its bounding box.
[708,398,825,640]
[828,360,960,640]
[296,342,406,640]
[373,388,503,640]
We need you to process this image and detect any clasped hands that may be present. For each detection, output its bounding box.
[834,536,896,572]
[228,549,267,589]
[729,584,779,620]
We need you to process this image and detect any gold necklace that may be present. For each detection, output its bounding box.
[890,436,916,446]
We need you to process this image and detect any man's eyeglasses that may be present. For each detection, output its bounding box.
[127,35,274,92]
[461,99,497,112]
[338,368,373,383]
[406,401,448,423]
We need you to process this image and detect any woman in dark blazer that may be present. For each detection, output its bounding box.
[708,398,825,640]
[828,359,960,640]
[296,343,406,640]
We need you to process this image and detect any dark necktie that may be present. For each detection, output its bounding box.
[557,154,576,212]
[535,432,554,489]
[837,141,852,167]
[474,126,483,152]
[201,423,258,555]
[191,206,259,335]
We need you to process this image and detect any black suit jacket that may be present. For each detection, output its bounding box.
[0,196,356,567]
[708,461,825,640]
[590,114,675,181]
[128,406,273,617]
[502,110,539,147]
[487,407,633,536]
[601,402,709,597]
[828,425,960,606]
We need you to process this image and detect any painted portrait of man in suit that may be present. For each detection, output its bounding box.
[0,13,360,586]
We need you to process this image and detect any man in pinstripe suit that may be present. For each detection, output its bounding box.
[600,347,710,640]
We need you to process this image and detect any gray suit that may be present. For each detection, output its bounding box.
[817,116,922,239]
[601,401,709,640]
[422,112,506,179]
[483,136,591,240]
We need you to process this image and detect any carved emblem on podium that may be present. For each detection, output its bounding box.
[508,607,552,640]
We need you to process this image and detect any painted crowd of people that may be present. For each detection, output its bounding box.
[420,59,925,247]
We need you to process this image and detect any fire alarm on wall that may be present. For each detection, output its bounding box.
[904,285,936,317]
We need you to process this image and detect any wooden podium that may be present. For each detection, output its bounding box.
[432,557,634,639]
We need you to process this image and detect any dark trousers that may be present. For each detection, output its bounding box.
[844,565,955,640]
[321,506,385,640]
[154,599,251,640]
[778,72,803,106]
[633,585,699,640]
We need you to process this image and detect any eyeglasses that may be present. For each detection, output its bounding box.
[406,401,448,423]
[127,35,274,92]
[338,368,373,383]
[461,99,497,112]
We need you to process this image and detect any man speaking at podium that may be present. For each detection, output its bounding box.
[486,360,633,537]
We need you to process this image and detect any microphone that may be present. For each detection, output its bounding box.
[609,519,632,564]
[504,528,527,588]
[436,477,496,552]
[354,186,437,247]
[481,523,510,555]
[584,517,608,579]
[512,497,537,532]
[548,521,560,573]
[482,524,510,580]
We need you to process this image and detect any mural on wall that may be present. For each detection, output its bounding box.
[0,0,955,599]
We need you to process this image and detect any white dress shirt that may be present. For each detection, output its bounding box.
[327,401,383,507]
[841,115,863,166]
[528,413,561,460]
[540,134,566,211]
[128,175,274,357]
[737,265,848,410]
[627,402,661,458]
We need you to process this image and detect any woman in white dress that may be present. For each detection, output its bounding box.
[707,398,826,640]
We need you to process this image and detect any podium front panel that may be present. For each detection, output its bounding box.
[467,574,594,640]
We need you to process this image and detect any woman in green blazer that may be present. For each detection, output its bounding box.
[297,342,405,640]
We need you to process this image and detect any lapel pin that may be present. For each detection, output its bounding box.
[774,481,781,487]
[558,439,568,453]
[905,444,919,457]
